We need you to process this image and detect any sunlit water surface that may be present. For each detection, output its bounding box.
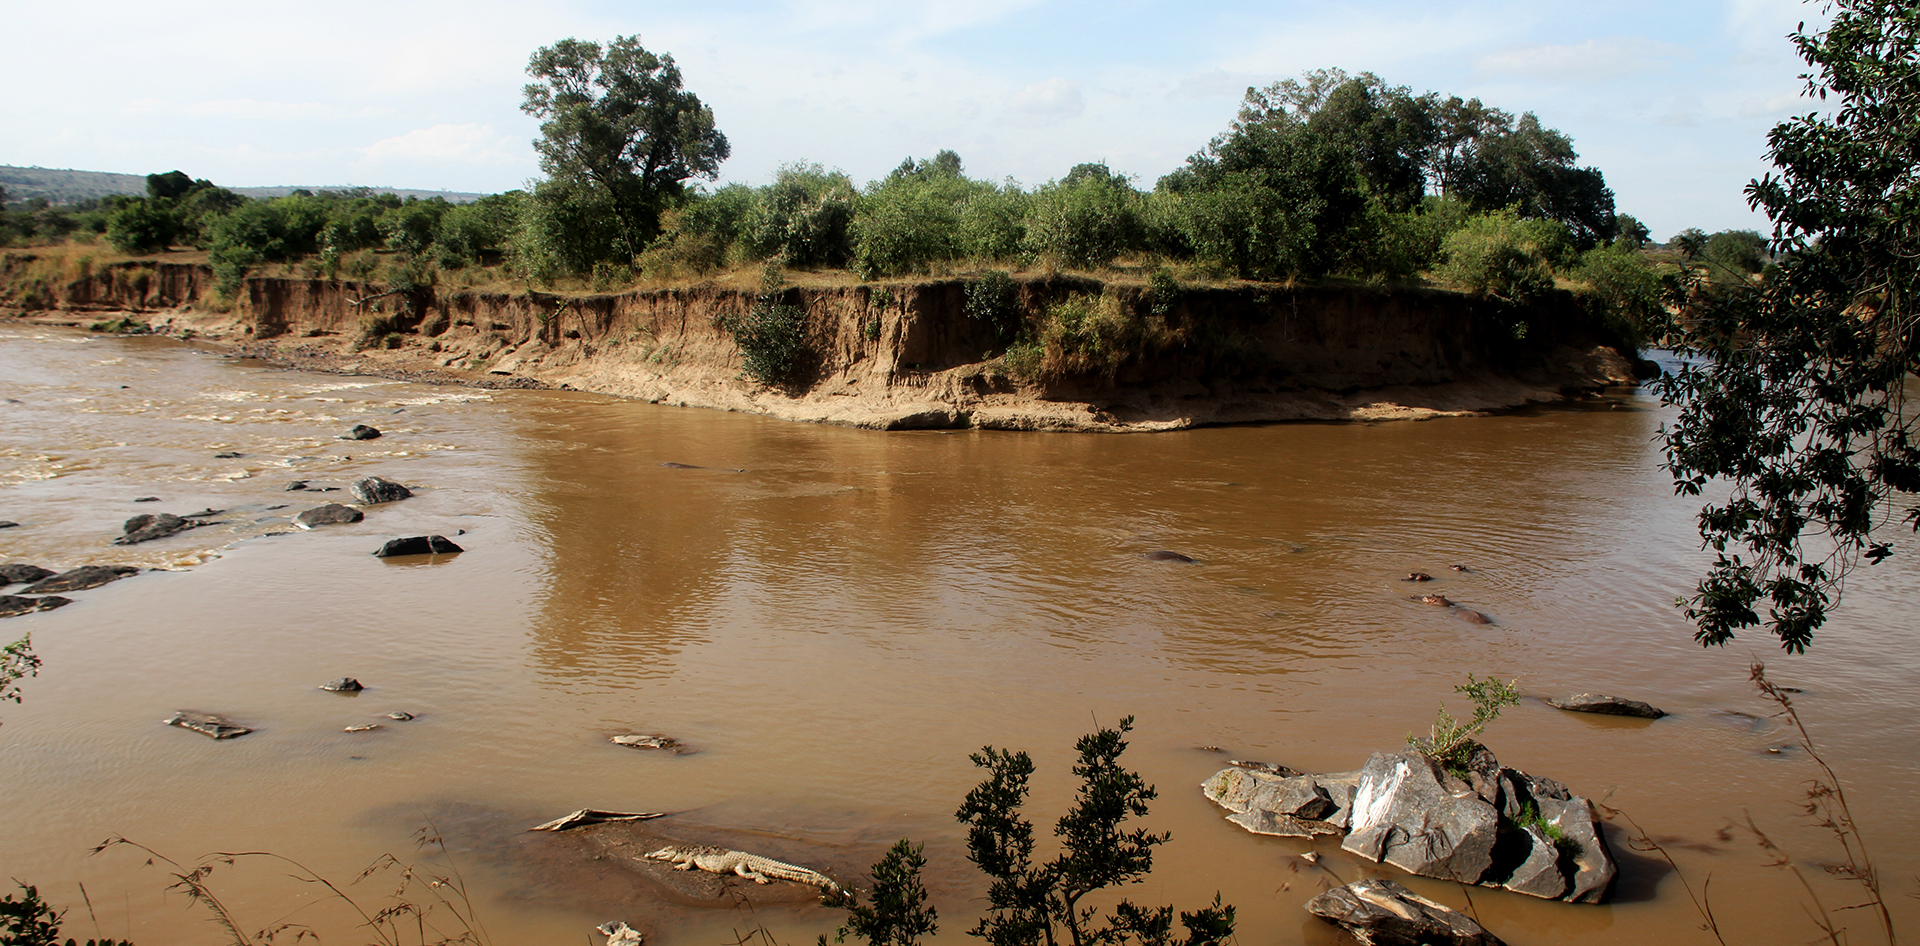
[2,327,1916,946]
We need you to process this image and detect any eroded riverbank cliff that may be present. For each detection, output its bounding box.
[0,253,1644,430]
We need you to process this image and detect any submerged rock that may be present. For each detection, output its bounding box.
[1144,550,1195,563]
[350,476,412,504]
[343,424,383,440]
[611,733,692,754]
[0,521,18,529]
[598,921,644,946]
[1544,693,1667,719]
[373,535,462,558]
[320,677,365,692]
[1306,878,1503,946]
[284,480,311,491]
[0,563,57,586]
[0,595,72,618]
[21,566,138,594]
[531,809,668,831]
[295,503,364,529]
[166,711,252,739]
[116,512,190,545]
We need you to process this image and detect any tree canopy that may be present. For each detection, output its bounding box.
[522,35,729,260]
[1655,0,1919,653]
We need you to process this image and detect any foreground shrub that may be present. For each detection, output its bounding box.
[727,264,810,385]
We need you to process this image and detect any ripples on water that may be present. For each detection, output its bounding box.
[1,328,1916,946]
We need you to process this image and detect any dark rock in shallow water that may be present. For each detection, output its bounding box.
[1306,878,1503,946]
[213,452,244,459]
[182,508,222,519]
[373,535,462,558]
[1544,693,1667,719]
[610,733,694,754]
[0,564,57,585]
[1144,550,1195,563]
[0,595,72,618]
[320,677,365,692]
[0,521,18,529]
[21,566,138,594]
[295,504,364,529]
[343,424,382,440]
[284,480,310,491]
[116,513,190,545]
[133,496,160,502]
[350,476,412,504]
[166,711,252,739]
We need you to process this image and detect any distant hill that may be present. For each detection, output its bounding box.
[0,166,488,205]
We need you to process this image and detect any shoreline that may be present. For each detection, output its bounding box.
[1,257,1648,431]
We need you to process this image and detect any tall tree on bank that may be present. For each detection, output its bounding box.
[1655,0,1920,653]
[521,36,729,262]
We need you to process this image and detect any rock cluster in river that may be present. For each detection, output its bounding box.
[1203,746,1614,902]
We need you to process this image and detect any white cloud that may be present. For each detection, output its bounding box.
[1738,92,1803,119]
[1476,37,1681,81]
[1007,78,1085,120]
[360,124,523,166]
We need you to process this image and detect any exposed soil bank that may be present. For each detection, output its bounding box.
[0,253,1644,430]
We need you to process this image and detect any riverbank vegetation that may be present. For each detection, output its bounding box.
[0,40,1746,354]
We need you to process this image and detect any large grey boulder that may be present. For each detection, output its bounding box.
[1343,752,1499,885]
[295,504,364,529]
[20,565,137,594]
[1538,794,1615,902]
[1305,878,1503,946]
[1545,693,1667,718]
[1497,826,1570,899]
[115,512,190,545]
[350,476,412,504]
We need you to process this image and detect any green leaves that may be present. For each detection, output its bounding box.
[956,718,1232,946]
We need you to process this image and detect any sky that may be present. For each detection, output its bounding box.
[1,0,1830,240]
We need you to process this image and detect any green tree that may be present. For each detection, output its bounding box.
[956,717,1234,946]
[1022,164,1145,269]
[826,839,939,946]
[1654,0,1920,652]
[145,170,193,201]
[105,198,178,254]
[746,163,857,267]
[521,35,730,264]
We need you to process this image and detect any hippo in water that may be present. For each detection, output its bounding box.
[1145,550,1195,563]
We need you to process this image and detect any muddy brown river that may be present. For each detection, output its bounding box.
[2,325,1916,946]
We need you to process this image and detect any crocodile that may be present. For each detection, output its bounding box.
[642,845,839,891]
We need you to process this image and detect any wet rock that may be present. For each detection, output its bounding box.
[0,521,18,529]
[598,920,644,946]
[1544,693,1667,719]
[1306,878,1503,946]
[611,733,693,754]
[166,711,252,739]
[350,476,412,504]
[531,809,668,831]
[1144,550,1195,563]
[21,565,138,594]
[116,512,190,545]
[182,508,223,519]
[133,496,160,502]
[1343,752,1499,884]
[214,451,245,459]
[344,723,383,732]
[386,711,415,720]
[1226,759,1300,777]
[1537,794,1615,902]
[284,480,311,491]
[373,535,463,557]
[0,564,57,585]
[320,677,365,692]
[1202,766,1351,837]
[1496,826,1569,899]
[295,504,364,529]
[343,424,382,440]
[0,595,72,618]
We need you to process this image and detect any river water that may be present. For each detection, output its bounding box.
[1,325,1916,946]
